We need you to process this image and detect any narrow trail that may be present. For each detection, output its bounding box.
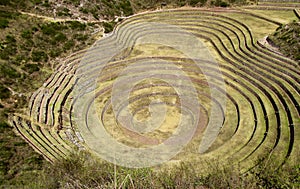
[19,11,105,23]
[19,11,128,23]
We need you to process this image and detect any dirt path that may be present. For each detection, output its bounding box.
[258,36,283,55]
[19,11,105,23]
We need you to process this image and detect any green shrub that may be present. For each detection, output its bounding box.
[0,10,20,19]
[57,8,72,17]
[23,63,40,74]
[33,0,42,5]
[0,50,10,60]
[54,32,67,42]
[41,22,67,35]
[0,18,9,29]
[31,50,48,62]
[0,85,11,99]
[212,0,229,7]
[220,1,229,7]
[79,7,89,14]
[119,0,133,16]
[49,48,62,58]
[63,40,75,51]
[0,0,10,6]
[0,64,20,79]
[15,55,29,64]
[41,25,56,35]
[0,121,10,129]
[73,33,88,41]
[270,22,300,63]
[5,35,16,43]
[252,158,292,188]
[23,39,35,49]
[103,21,116,33]
[21,30,32,39]
[189,0,202,6]
[67,21,86,30]
[42,2,50,7]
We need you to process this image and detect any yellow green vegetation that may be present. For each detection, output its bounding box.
[1,0,300,188]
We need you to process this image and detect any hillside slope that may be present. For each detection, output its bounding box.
[268,22,300,63]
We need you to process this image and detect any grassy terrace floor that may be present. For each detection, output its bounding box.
[9,8,299,180]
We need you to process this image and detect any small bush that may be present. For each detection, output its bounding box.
[0,85,11,99]
[49,49,62,58]
[5,35,16,44]
[23,64,40,74]
[73,33,88,41]
[67,21,86,30]
[41,25,56,35]
[42,2,50,7]
[39,151,159,188]
[63,40,75,51]
[21,30,32,39]
[31,50,48,62]
[103,21,116,33]
[79,7,89,14]
[0,0,9,5]
[54,32,67,42]
[0,18,9,29]
[0,64,20,79]
[57,8,72,17]
[0,49,10,60]
[220,1,229,7]
[119,0,133,16]
[41,22,67,35]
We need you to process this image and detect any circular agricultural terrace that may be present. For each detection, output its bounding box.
[10,8,300,172]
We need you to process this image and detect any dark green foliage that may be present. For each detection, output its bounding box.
[41,24,56,35]
[0,119,46,188]
[5,35,16,43]
[189,0,204,6]
[229,0,246,4]
[79,7,89,14]
[0,18,9,29]
[41,22,67,35]
[0,0,10,6]
[73,33,88,41]
[23,63,40,74]
[31,50,48,62]
[33,0,42,4]
[64,0,81,6]
[21,30,33,39]
[269,22,300,62]
[57,7,72,17]
[0,64,20,79]
[0,10,20,20]
[220,1,229,7]
[42,1,50,7]
[63,40,75,51]
[0,3,99,187]
[67,21,86,30]
[119,0,134,16]
[0,85,11,99]
[0,46,17,60]
[49,48,62,58]
[103,21,116,33]
[212,0,229,7]
[252,157,300,189]
[54,32,67,42]
[1,35,18,60]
